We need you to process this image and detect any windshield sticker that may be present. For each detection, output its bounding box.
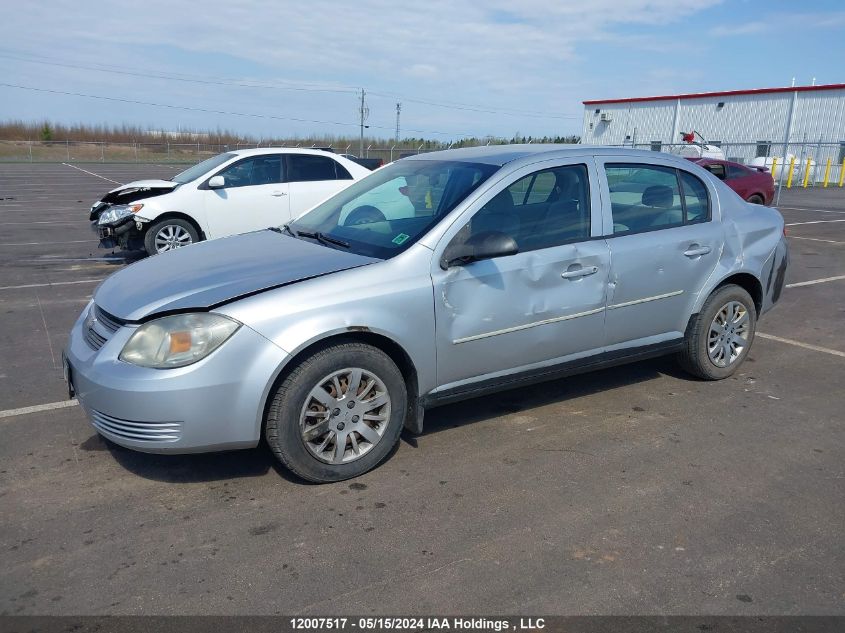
[392,233,410,245]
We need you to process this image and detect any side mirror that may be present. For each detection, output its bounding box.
[208,175,226,189]
[441,230,519,269]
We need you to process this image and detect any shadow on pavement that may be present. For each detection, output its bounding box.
[82,433,309,484]
[420,355,688,435]
[86,355,692,482]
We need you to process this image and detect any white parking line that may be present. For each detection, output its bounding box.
[757,333,845,358]
[787,236,844,245]
[61,163,121,184]
[785,219,845,226]
[0,239,96,246]
[785,274,845,288]
[0,399,78,420]
[0,278,105,291]
[778,206,845,215]
[0,221,78,225]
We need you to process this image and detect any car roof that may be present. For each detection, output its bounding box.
[228,147,341,158]
[694,158,750,169]
[402,144,693,168]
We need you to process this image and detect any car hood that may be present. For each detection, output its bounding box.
[95,180,180,209]
[94,231,378,321]
[107,179,179,194]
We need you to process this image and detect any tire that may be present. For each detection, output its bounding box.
[678,284,757,380]
[265,342,407,483]
[344,205,386,226]
[143,218,199,255]
[746,194,764,205]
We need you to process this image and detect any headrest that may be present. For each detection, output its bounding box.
[642,185,673,208]
[484,190,515,215]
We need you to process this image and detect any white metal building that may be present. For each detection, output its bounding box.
[581,83,845,165]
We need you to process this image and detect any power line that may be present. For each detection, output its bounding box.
[0,82,482,138]
[0,49,580,121]
[0,52,358,95]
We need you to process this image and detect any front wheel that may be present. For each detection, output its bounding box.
[144,218,199,255]
[678,284,757,380]
[746,194,764,205]
[265,342,407,482]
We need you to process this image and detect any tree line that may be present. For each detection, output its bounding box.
[0,120,580,148]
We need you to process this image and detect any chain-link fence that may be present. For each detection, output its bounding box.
[0,140,289,163]
[0,140,445,164]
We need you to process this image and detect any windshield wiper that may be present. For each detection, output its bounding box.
[292,228,350,249]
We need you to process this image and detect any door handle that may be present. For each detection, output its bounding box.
[271,191,287,197]
[684,245,711,257]
[561,265,599,279]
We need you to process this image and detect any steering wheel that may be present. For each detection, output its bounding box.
[345,205,386,226]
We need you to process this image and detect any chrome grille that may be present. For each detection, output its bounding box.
[94,306,122,333]
[83,326,107,350]
[83,304,124,351]
[90,410,182,442]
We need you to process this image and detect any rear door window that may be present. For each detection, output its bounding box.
[679,171,710,223]
[286,154,345,182]
[605,164,709,234]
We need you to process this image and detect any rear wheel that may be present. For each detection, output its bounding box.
[265,342,407,482]
[144,218,199,255]
[746,194,764,205]
[678,284,756,380]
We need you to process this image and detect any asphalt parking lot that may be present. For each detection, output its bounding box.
[0,162,843,616]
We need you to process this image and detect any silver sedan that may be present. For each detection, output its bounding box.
[65,145,788,482]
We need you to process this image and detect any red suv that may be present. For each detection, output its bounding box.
[689,158,774,205]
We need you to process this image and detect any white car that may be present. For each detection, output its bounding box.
[90,148,370,255]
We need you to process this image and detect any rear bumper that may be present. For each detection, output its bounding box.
[65,305,289,453]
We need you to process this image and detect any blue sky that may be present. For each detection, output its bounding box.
[1,0,843,141]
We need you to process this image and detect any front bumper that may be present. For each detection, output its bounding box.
[65,304,289,453]
[93,216,145,251]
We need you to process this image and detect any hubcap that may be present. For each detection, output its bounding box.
[708,301,750,368]
[299,367,391,464]
[154,225,193,252]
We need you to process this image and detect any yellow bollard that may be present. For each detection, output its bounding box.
[771,157,778,180]
[823,158,832,187]
[840,158,845,187]
[802,157,812,188]
[786,156,796,188]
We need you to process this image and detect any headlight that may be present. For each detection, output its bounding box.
[97,203,144,226]
[120,313,240,369]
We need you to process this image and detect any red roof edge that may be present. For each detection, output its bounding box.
[583,83,845,105]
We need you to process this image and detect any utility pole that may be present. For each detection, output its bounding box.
[358,88,369,157]
[395,102,401,143]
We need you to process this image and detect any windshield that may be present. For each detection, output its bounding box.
[288,159,498,259]
[171,153,236,184]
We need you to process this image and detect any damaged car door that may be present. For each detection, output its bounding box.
[431,160,609,390]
